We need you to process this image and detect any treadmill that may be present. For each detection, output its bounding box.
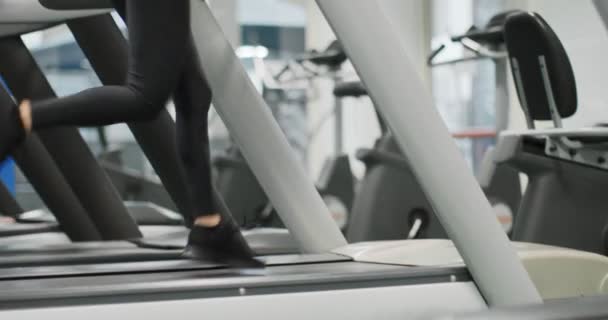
[0,0,213,247]
[0,1,606,319]
[0,3,295,256]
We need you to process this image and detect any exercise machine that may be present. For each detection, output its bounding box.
[339,11,522,242]
[495,10,608,255]
[0,2,606,320]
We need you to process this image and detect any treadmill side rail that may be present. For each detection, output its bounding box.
[0,260,481,320]
[0,282,485,320]
[334,240,608,299]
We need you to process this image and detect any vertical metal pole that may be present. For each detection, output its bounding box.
[315,0,541,306]
[334,97,344,154]
[538,56,563,128]
[190,0,347,253]
[494,59,510,132]
[333,73,344,154]
[511,59,536,129]
[0,37,141,240]
[67,14,196,224]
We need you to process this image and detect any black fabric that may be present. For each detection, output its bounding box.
[333,81,368,98]
[505,12,577,120]
[0,88,25,161]
[308,40,347,68]
[29,0,217,218]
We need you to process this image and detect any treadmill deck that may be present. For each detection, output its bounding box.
[0,256,469,310]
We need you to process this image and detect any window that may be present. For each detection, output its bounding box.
[431,0,507,173]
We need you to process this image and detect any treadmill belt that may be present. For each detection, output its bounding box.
[0,244,183,268]
[0,254,348,280]
[0,225,298,268]
[0,242,293,268]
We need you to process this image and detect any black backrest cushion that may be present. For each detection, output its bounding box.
[505,12,577,120]
[309,40,347,68]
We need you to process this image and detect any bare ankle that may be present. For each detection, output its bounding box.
[0,216,15,224]
[194,213,222,227]
[19,100,32,133]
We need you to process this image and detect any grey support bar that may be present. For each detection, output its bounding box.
[190,0,347,253]
[315,0,541,306]
[0,60,100,240]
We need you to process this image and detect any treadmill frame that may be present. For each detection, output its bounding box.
[189,0,540,306]
[0,0,540,310]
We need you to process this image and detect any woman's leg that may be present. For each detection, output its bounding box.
[0,0,261,266]
[175,39,260,267]
[173,39,216,219]
[0,1,187,159]
[111,0,219,225]
[28,0,190,130]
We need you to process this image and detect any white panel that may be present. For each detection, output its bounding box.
[0,283,486,320]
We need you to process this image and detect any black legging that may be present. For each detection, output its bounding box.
[31,0,216,221]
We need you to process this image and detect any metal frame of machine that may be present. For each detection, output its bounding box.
[2,1,608,319]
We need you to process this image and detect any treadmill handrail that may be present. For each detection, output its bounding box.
[315,0,541,306]
[0,0,110,23]
[39,0,113,11]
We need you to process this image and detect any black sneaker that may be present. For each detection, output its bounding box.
[0,98,26,161]
[183,218,264,269]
